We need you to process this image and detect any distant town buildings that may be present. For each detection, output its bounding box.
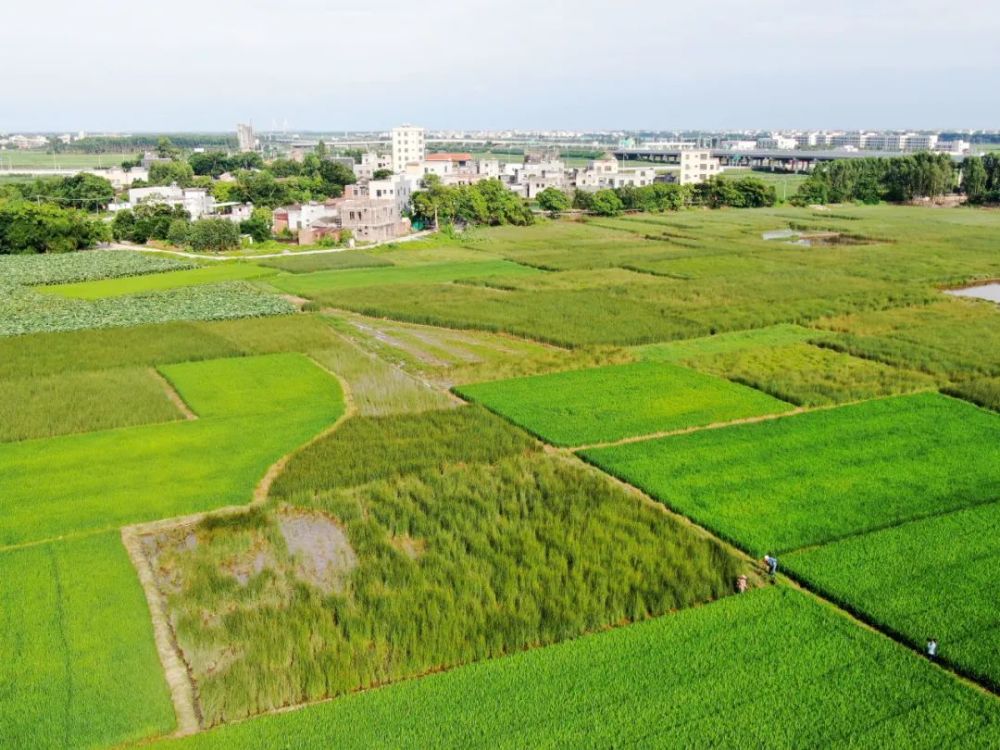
[392,125,425,173]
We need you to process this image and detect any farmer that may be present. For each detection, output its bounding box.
[763,554,778,577]
[736,575,749,593]
[927,638,938,659]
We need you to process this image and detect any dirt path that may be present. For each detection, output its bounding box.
[102,230,435,262]
[150,369,197,421]
[119,363,356,737]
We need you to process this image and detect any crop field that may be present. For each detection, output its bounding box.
[786,501,1000,690]
[0,532,175,749]
[149,587,1000,750]
[256,249,392,273]
[269,259,540,297]
[292,206,1000,346]
[582,393,1000,554]
[149,406,746,726]
[38,262,278,299]
[327,312,632,387]
[0,251,295,336]
[4,205,1000,748]
[0,353,344,546]
[455,361,791,445]
[0,366,183,441]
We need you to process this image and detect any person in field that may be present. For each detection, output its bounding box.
[763,554,778,577]
[927,638,938,659]
[736,575,749,593]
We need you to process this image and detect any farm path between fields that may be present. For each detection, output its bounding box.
[122,361,356,737]
[100,229,436,261]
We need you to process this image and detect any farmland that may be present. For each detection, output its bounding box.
[455,361,791,445]
[2,205,1000,748]
[786,501,1000,690]
[152,408,746,726]
[581,393,1000,554]
[148,587,1000,750]
[0,252,294,336]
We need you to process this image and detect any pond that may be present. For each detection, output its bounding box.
[946,283,1000,303]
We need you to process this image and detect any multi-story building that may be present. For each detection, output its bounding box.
[392,124,425,173]
[830,132,872,150]
[679,150,721,185]
[236,123,257,152]
[904,134,939,152]
[355,151,392,180]
[721,140,757,151]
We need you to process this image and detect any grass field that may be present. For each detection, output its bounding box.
[148,586,1000,749]
[0,532,175,749]
[0,353,344,546]
[582,393,1000,554]
[39,263,278,299]
[0,151,126,169]
[786,501,1000,691]
[455,361,792,446]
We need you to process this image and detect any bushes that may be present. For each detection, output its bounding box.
[111,203,190,243]
[187,218,241,252]
[411,176,534,227]
[691,176,777,208]
[0,200,108,254]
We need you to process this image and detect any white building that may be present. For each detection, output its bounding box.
[679,150,721,185]
[392,124,425,173]
[721,140,757,151]
[904,134,939,152]
[756,134,798,150]
[121,185,246,221]
[936,140,971,155]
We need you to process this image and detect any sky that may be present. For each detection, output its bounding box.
[2,0,998,133]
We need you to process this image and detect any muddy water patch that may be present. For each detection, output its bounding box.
[946,283,1000,304]
[278,509,357,594]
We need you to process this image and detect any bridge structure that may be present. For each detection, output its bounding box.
[609,147,962,173]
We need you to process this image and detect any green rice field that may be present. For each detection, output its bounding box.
[581,393,1000,554]
[147,587,1000,750]
[455,361,792,445]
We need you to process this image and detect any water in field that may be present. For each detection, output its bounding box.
[762,229,798,241]
[946,283,1000,303]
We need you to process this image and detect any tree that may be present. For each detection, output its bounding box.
[372,168,394,181]
[156,136,180,159]
[112,203,189,243]
[149,160,195,187]
[315,141,328,158]
[189,151,231,177]
[187,218,240,252]
[589,189,624,216]
[0,200,108,254]
[961,157,988,203]
[239,207,272,243]
[536,187,570,216]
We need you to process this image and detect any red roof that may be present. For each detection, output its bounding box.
[426,152,473,162]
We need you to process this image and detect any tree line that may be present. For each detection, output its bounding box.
[791,153,956,205]
[536,176,777,217]
[411,175,534,227]
[959,154,1000,204]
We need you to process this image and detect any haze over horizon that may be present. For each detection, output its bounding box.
[2,0,998,133]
